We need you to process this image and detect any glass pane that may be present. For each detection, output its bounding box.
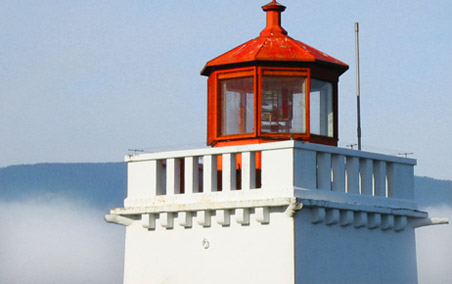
[220,77,254,136]
[261,76,306,133]
[310,79,333,137]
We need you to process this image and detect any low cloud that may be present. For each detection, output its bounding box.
[0,197,124,284]
[416,205,452,284]
[0,198,450,283]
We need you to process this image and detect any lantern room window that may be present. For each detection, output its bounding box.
[220,77,255,136]
[310,79,334,137]
[261,76,307,134]
[208,68,339,146]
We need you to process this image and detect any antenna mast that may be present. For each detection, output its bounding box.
[355,22,362,151]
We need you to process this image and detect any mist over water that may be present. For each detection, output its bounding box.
[0,198,450,283]
[416,205,452,284]
[0,198,125,284]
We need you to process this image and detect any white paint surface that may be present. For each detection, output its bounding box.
[123,208,294,284]
[109,141,438,283]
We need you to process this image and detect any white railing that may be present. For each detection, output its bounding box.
[124,141,416,207]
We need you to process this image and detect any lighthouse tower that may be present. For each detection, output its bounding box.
[106,2,446,283]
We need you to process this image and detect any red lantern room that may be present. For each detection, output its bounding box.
[201,1,348,147]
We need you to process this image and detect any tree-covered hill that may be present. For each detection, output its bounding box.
[415,176,452,208]
[0,162,451,210]
[0,163,126,210]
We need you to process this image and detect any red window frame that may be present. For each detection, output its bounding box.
[257,67,311,140]
[211,67,258,143]
[207,65,338,147]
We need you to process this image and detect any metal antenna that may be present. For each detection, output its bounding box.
[355,22,362,151]
[128,149,145,154]
[397,152,414,158]
[346,143,358,150]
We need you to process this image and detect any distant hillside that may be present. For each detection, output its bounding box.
[0,163,126,210]
[415,176,452,208]
[0,163,451,210]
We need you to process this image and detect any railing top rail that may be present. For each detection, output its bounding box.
[125,140,416,166]
[294,142,416,165]
[125,140,296,162]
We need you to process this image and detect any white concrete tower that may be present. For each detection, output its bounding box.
[106,2,448,283]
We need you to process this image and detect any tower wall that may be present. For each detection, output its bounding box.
[123,207,295,284]
[107,141,427,283]
[294,207,418,284]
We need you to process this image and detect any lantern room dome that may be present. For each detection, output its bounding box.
[202,1,349,148]
[201,0,348,76]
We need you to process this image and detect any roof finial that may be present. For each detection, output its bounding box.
[260,1,287,36]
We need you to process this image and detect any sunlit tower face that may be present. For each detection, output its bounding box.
[201,1,348,147]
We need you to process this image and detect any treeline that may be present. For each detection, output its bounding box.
[0,163,126,210]
[0,163,451,210]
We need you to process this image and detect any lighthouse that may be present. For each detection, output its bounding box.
[106,2,447,283]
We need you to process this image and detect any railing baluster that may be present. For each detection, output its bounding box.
[241,151,256,191]
[346,156,359,194]
[222,153,236,191]
[373,160,386,197]
[387,163,396,198]
[360,159,373,195]
[166,158,180,195]
[153,160,165,196]
[203,155,217,193]
[332,154,345,192]
[184,156,199,194]
[317,152,332,190]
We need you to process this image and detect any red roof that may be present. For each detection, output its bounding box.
[201,1,348,76]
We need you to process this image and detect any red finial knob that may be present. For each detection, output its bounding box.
[260,1,287,36]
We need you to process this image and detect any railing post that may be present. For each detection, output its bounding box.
[128,161,159,198]
[293,149,317,189]
[262,148,296,190]
[387,163,414,199]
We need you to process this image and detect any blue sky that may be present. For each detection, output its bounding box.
[1,0,452,180]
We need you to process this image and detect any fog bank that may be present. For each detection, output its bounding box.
[0,198,124,284]
[416,205,452,284]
